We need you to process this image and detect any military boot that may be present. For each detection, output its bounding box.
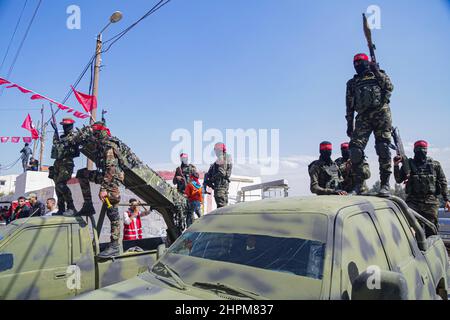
[98,242,121,259]
[76,201,96,216]
[378,174,391,197]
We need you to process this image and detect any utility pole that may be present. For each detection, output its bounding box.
[87,34,102,170]
[39,105,46,171]
[85,11,122,170]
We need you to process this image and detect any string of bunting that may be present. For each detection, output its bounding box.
[0,77,94,119]
[0,137,33,143]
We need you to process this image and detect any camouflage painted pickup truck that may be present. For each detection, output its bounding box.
[78,195,450,300]
[0,216,163,300]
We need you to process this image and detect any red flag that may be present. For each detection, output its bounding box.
[71,86,97,113]
[6,84,32,94]
[30,94,45,100]
[23,137,32,143]
[73,111,90,119]
[11,137,20,143]
[1,137,9,143]
[21,114,39,140]
[0,78,10,85]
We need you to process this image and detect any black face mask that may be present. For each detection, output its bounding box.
[320,150,332,162]
[341,149,350,161]
[354,60,369,75]
[63,124,73,135]
[414,148,427,163]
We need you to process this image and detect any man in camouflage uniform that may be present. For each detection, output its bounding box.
[67,122,124,258]
[394,140,450,237]
[335,142,371,194]
[20,143,32,172]
[49,118,79,215]
[309,141,347,195]
[204,143,232,208]
[173,153,197,193]
[346,53,394,195]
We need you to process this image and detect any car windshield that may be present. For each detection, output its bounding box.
[167,231,325,280]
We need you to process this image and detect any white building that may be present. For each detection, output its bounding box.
[0,175,18,196]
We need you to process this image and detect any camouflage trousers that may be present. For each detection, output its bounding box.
[214,184,229,208]
[406,197,439,238]
[350,106,392,179]
[76,168,121,243]
[51,159,75,211]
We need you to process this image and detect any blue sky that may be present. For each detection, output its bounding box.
[0,0,449,194]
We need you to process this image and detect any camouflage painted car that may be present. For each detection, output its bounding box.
[0,216,163,300]
[77,195,450,300]
[438,208,450,251]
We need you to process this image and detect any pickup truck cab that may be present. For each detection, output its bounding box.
[0,216,162,300]
[78,195,450,300]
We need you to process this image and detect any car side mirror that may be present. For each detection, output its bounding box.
[0,253,14,272]
[351,270,408,300]
[157,244,167,260]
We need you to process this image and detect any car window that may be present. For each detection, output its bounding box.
[0,226,70,274]
[341,212,389,298]
[169,231,326,280]
[374,208,414,265]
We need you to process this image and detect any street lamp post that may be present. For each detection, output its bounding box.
[87,11,122,170]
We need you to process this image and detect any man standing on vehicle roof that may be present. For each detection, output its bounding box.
[66,121,124,258]
[309,141,347,196]
[394,140,450,237]
[335,142,371,194]
[49,117,80,216]
[204,143,232,208]
[346,53,394,196]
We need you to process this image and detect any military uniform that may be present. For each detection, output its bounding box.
[308,159,344,195]
[335,157,371,193]
[173,163,197,193]
[346,55,394,194]
[49,121,79,214]
[205,153,232,208]
[20,145,32,172]
[394,157,449,237]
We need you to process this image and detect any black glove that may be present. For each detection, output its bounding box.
[369,61,380,73]
[346,122,354,138]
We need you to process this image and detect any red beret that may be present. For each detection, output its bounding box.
[354,53,369,62]
[414,140,428,148]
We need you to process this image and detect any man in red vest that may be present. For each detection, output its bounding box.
[123,198,151,241]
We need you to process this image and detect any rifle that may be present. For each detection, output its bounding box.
[50,104,59,141]
[202,171,213,195]
[391,127,410,176]
[362,13,377,64]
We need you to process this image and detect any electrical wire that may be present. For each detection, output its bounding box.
[2,0,43,88]
[101,0,172,53]
[0,0,29,75]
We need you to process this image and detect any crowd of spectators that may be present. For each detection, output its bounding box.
[0,193,62,224]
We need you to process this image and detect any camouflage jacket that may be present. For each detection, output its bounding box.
[173,164,197,193]
[335,157,371,193]
[206,154,232,189]
[308,159,343,195]
[346,70,394,124]
[96,141,125,192]
[51,130,80,161]
[394,157,449,203]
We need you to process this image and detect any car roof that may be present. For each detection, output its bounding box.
[210,195,393,217]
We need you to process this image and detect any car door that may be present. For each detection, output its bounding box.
[371,207,434,299]
[0,224,76,300]
[334,210,390,299]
